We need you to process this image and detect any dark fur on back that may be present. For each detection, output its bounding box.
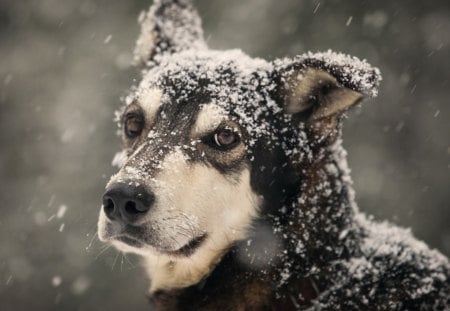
[104,0,450,310]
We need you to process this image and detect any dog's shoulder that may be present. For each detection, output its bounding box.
[314,215,450,310]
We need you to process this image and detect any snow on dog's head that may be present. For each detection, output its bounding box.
[98,0,380,292]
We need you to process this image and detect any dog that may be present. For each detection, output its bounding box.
[97,0,450,309]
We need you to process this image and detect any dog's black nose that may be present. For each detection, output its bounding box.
[102,182,155,224]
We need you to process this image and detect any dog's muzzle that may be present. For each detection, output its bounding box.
[102,181,155,225]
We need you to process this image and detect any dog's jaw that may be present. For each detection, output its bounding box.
[98,146,262,292]
[145,163,261,292]
[143,236,230,293]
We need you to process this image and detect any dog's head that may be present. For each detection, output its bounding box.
[98,0,380,291]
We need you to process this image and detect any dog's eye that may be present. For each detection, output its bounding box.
[210,128,240,149]
[124,113,144,139]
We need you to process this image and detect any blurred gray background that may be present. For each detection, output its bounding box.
[0,0,449,310]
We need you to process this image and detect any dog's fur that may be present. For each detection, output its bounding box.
[98,0,450,309]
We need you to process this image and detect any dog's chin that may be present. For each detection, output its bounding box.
[111,236,148,255]
[99,218,208,257]
[115,235,144,248]
[110,233,208,258]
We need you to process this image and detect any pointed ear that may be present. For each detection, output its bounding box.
[274,51,381,123]
[134,0,207,66]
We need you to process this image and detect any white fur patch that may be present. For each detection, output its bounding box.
[138,88,162,121]
[98,148,260,293]
[193,104,227,135]
[144,156,260,292]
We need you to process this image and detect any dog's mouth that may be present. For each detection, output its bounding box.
[115,235,144,248]
[113,231,207,257]
[165,234,207,257]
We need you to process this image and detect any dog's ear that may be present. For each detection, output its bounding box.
[274,51,381,124]
[134,0,207,66]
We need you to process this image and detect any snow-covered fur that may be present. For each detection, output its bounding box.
[98,0,450,309]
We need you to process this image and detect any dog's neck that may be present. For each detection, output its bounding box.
[147,136,362,309]
[235,136,362,304]
[281,136,362,272]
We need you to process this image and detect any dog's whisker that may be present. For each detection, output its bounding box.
[123,254,136,269]
[94,244,112,261]
[86,231,99,251]
[111,251,120,271]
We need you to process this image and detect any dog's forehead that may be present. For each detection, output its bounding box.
[130,49,286,137]
[143,49,273,95]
